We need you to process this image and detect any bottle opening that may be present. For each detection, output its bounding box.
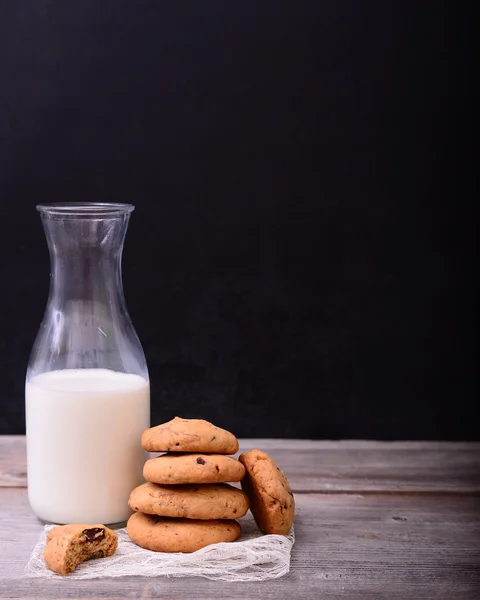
[37,203,135,218]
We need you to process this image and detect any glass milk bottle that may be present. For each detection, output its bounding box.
[26,203,150,525]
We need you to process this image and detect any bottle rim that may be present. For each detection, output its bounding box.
[37,203,135,217]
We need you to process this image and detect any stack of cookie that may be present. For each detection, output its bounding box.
[127,417,249,553]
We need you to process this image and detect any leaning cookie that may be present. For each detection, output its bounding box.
[44,524,118,575]
[239,449,295,535]
[127,512,241,553]
[143,453,245,484]
[129,481,249,520]
[141,416,239,454]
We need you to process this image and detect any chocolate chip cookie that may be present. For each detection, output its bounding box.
[239,449,295,535]
[143,452,245,484]
[129,481,249,520]
[44,524,118,575]
[141,416,239,454]
[127,512,241,553]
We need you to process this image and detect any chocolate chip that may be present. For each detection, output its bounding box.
[211,436,216,441]
[82,528,105,543]
[196,457,206,465]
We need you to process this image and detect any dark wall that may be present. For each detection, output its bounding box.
[0,1,475,439]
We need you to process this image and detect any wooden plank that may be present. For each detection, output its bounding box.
[2,436,480,493]
[0,488,479,599]
[240,440,480,493]
[0,437,26,487]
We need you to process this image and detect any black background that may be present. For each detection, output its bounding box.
[0,1,475,439]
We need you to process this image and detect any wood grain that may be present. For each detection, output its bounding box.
[2,436,480,493]
[1,437,480,599]
[0,488,479,599]
[0,436,26,487]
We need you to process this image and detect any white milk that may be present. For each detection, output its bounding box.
[26,369,150,524]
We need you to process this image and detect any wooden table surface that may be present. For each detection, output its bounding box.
[1,437,479,599]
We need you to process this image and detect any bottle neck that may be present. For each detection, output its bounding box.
[42,215,129,310]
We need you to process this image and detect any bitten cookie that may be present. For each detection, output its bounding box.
[127,512,241,553]
[141,416,239,454]
[44,524,118,575]
[129,481,249,520]
[239,449,295,535]
[143,453,245,484]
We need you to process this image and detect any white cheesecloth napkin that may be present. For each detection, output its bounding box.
[23,514,295,581]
